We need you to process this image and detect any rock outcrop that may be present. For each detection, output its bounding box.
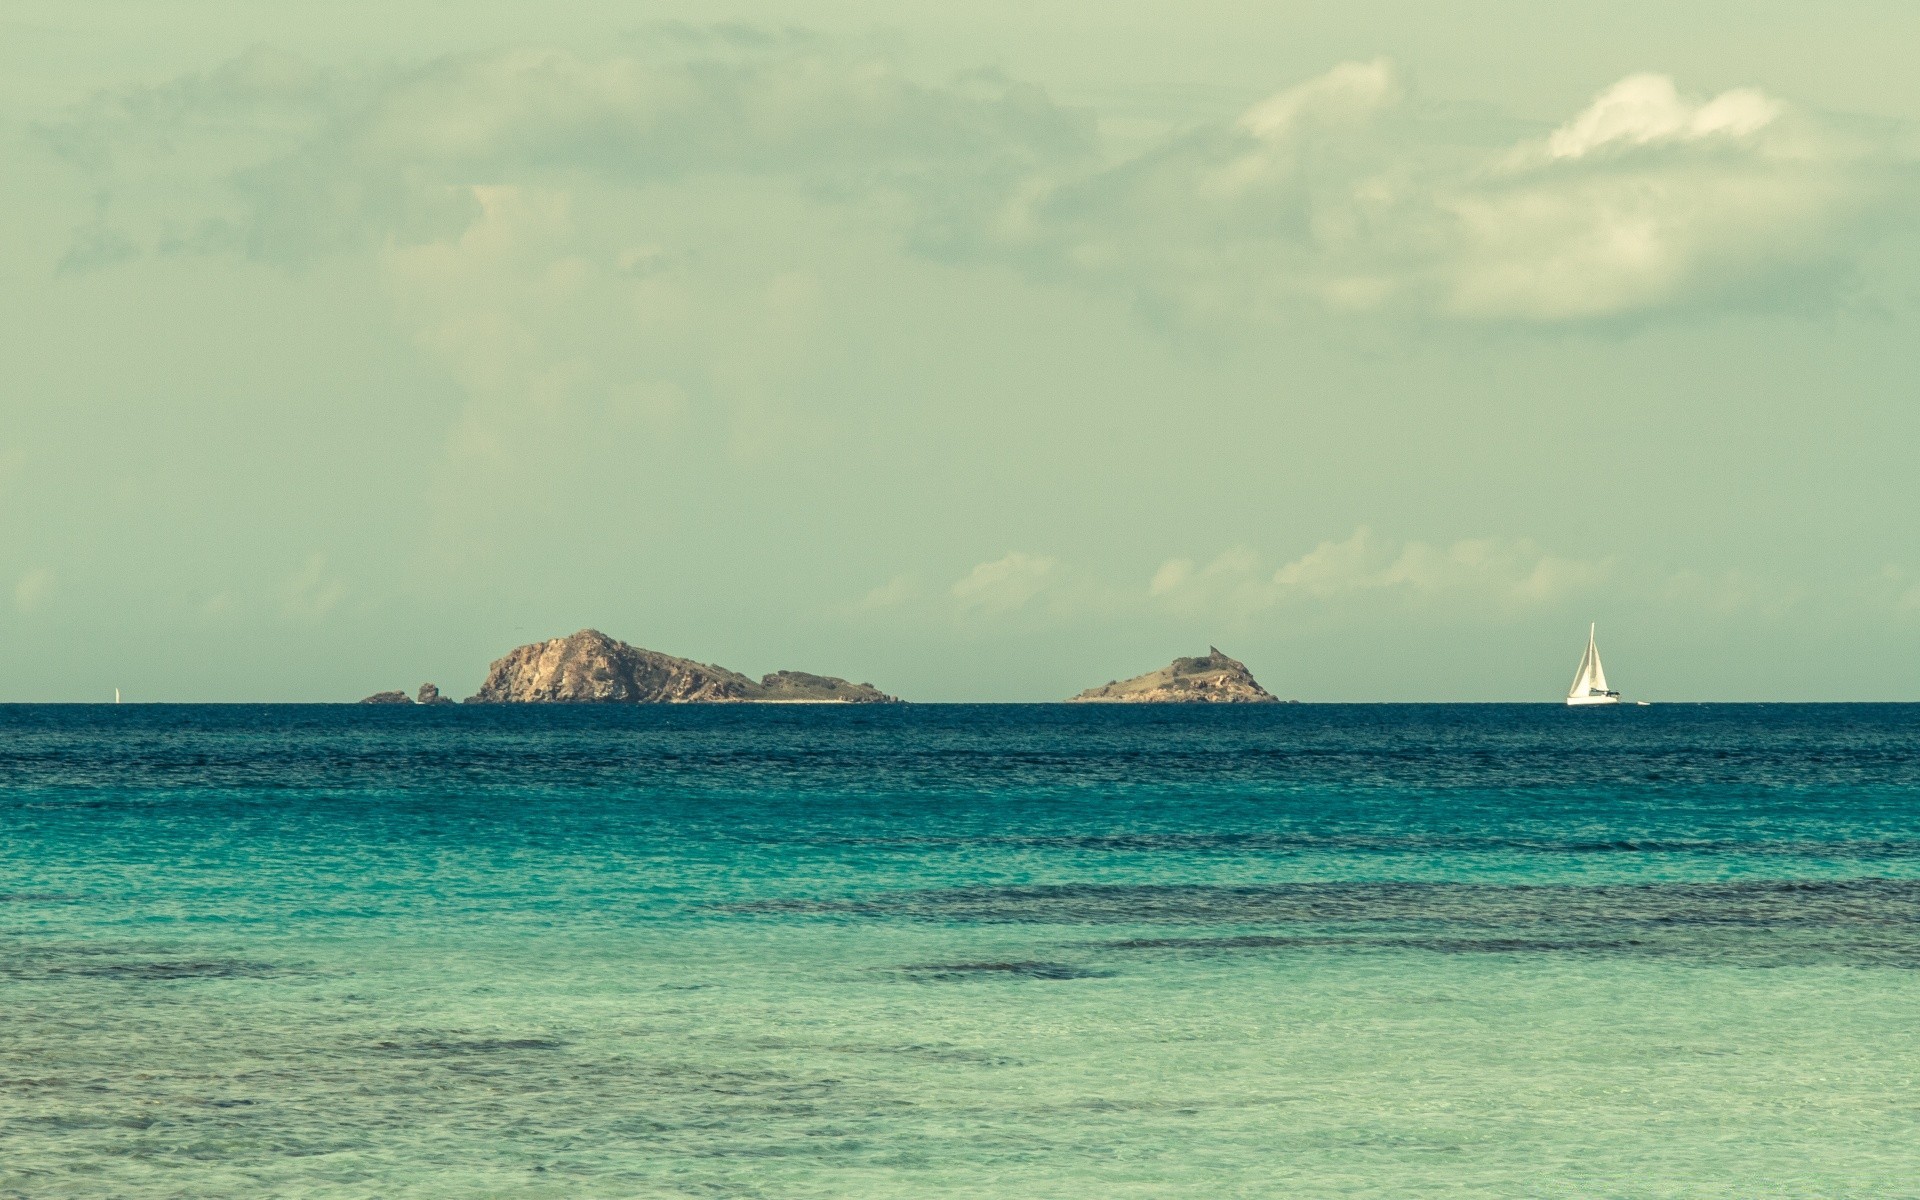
[1068,647,1279,703]
[360,690,412,705]
[417,683,455,706]
[465,629,898,704]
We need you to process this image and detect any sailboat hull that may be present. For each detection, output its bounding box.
[1566,694,1620,707]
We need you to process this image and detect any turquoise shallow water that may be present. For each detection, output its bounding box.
[4,703,1920,1197]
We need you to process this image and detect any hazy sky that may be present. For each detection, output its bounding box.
[4,1,1919,701]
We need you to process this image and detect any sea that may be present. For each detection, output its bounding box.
[3,703,1919,1198]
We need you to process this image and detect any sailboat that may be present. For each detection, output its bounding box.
[1566,624,1621,707]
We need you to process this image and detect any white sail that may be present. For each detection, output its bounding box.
[1585,627,1609,694]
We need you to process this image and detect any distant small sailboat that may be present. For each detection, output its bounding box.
[1566,624,1621,707]
[114,688,121,705]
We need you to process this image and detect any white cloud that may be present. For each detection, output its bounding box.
[39,44,1905,344]
[1544,75,1782,161]
[1150,528,1610,619]
[871,537,1920,638]
[951,551,1059,614]
[976,62,1893,327]
[13,568,54,614]
[1205,59,1400,201]
[1238,59,1398,143]
[880,530,1607,627]
[1442,75,1860,321]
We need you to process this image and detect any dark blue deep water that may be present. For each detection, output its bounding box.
[4,704,1919,1197]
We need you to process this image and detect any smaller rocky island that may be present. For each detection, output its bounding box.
[1069,648,1281,703]
[359,683,457,706]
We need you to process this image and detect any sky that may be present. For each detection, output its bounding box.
[3,0,1919,702]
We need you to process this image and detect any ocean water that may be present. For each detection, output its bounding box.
[4,704,1919,1198]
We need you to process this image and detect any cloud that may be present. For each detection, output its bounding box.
[1441,77,1872,321]
[971,62,1898,326]
[38,44,1905,346]
[1149,528,1611,620]
[951,551,1059,615]
[872,535,1920,639]
[883,530,1606,627]
[43,40,1091,267]
[38,45,340,263]
[13,568,55,614]
[1543,75,1782,160]
[343,48,1082,183]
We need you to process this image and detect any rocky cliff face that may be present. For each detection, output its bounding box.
[1068,647,1279,703]
[465,630,897,704]
[416,683,455,706]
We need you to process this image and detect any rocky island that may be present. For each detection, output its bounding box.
[463,629,897,704]
[1068,647,1280,703]
[359,683,457,705]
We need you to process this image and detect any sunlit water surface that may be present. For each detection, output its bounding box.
[4,704,1919,1197]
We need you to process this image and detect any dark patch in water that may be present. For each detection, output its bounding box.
[369,1036,566,1056]
[1095,934,1653,955]
[825,1042,1017,1064]
[811,832,1920,860]
[7,958,278,981]
[736,878,1920,928]
[742,880,1920,968]
[1087,929,1920,968]
[891,960,1112,981]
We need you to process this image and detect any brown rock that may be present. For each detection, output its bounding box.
[359,690,413,705]
[1067,647,1280,704]
[417,683,455,706]
[465,629,898,704]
